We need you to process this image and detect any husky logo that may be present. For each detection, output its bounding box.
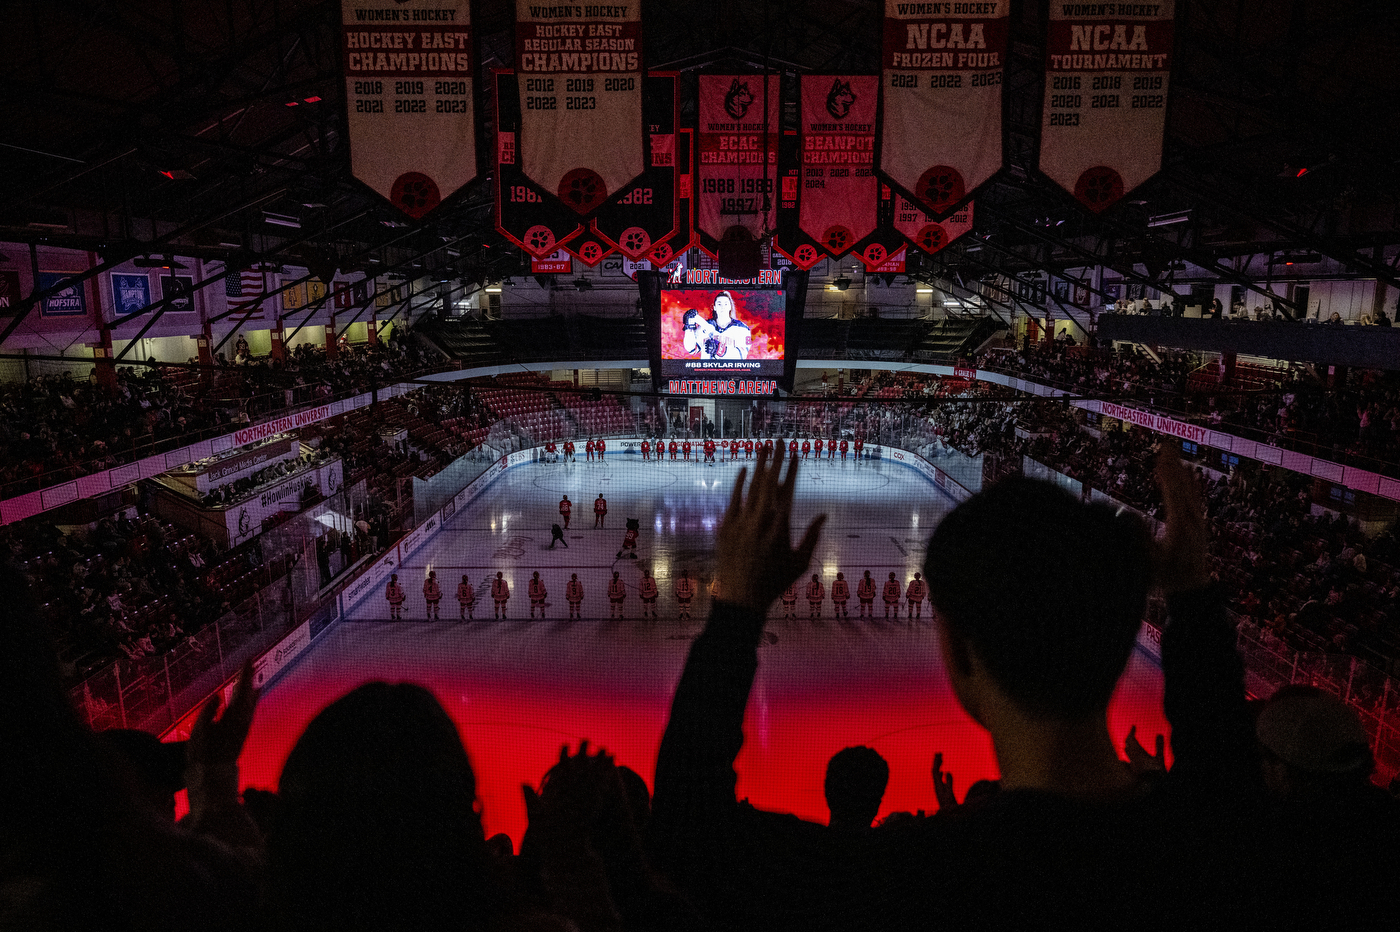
[826,79,856,120]
[724,78,754,120]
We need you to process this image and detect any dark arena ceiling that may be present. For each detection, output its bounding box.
[2,0,1399,296]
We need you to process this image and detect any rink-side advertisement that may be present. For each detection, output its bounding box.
[696,75,781,244]
[880,0,1008,216]
[341,0,476,218]
[1039,1,1174,212]
[515,0,644,215]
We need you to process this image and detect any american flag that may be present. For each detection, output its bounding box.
[225,268,266,320]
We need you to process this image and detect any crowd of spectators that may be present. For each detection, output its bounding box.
[2,513,240,676]
[0,331,435,498]
[979,343,1400,469]
[9,447,1398,930]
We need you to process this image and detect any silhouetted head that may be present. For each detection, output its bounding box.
[571,573,577,580]
[824,746,890,831]
[496,572,503,580]
[837,572,845,580]
[391,574,398,582]
[532,571,539,580]
[924,477,1151,722]
[461,575,468,584]
[269,682,491,930]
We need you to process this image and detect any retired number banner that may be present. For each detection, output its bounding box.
[342,0,475,218]
[880,0,1008,216]
[799,75,879,257]
[1040,2,1174,212]
[697,75,781,244]
[516,0,644,215]
[894,193,974,253]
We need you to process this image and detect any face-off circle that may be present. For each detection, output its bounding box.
[524,225,557,255]
[1074,166,1125,213]
[557,168,608,214]
[389,172,441,219]
[619,226,652,257]
[914,223,948,253]
[822,225,854,254]
[915,165,965,214]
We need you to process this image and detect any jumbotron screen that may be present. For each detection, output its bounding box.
[658,288,786,379]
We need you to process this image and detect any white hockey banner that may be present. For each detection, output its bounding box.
[341,0,476,218]
[880,0,1008,216]
[1039,1,1174,212]
[894,194,974,254]
[515,0,644,215]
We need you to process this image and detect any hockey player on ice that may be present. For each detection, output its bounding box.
[639,570,659,619]
[423,571,442,621]
[674,568,695,622]
[883,572,902,620]
[491,572,510,619]
[831,571,850,618]
[559,494,572,529]
[608,570,627,619]
[457,575,474,620]
[385,573,406,620]
[594,493,607,528]
[565,573,584,620]
[529,571,547,619]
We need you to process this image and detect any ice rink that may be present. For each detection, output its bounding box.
[237,451,1171,846]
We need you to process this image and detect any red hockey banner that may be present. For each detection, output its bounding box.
[1039,2,1174,212]
[341,0,476,218]
[894,193,974,253]
[880,0,1008,216]
[697,75,781,244]
[799,75,879,256]
[515,0,644,215]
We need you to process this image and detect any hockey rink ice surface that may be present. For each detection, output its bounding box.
[237,452,1172,846]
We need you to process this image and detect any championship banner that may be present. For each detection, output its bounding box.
[515,0,644,215]
[880,0,1008,216]
[593,74,680,259]
[495,70,584,257]
[341,0,476,219]
[645,128,693,266]
[697,75,781,244]
[1039,2,1174,212]
[799,75,879,256]
[894,193,974,253]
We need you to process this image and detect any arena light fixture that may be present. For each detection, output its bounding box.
[916,286,934,294]
[262,211,302,229]
[485,284,503,293]
[1147,210,1192,228]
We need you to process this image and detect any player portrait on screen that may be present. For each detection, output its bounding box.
[682,290,751,360]
[660,287,785,377]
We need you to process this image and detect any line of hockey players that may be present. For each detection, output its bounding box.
[382,567,928,622]
[537,436,880,464]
